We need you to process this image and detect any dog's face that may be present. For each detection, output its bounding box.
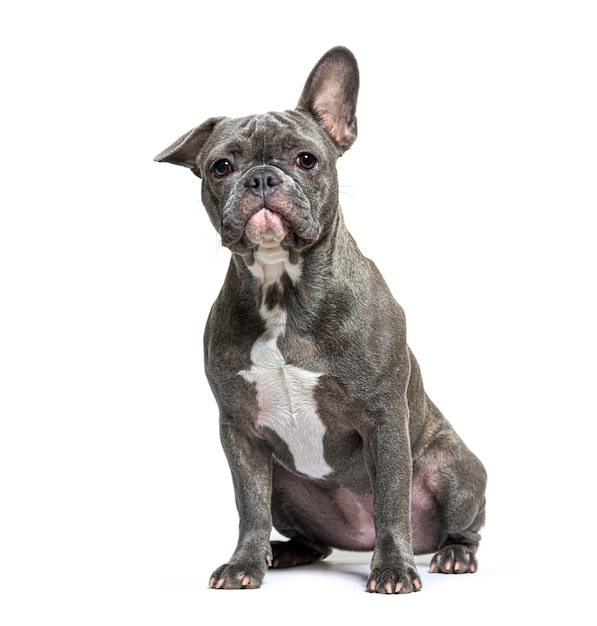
[195,111,341,257]
[155,47,360,260]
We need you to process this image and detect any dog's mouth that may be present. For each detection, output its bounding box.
[244,207,290,245]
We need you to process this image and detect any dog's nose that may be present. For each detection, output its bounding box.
[244,168,281,198]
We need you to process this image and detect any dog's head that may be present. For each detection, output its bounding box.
[155,47,359,259]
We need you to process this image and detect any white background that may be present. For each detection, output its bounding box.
[1,1,595,623]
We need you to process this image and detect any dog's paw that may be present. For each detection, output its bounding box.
[366,564,422,594]
[271,539,332,568]
[208,557,270,590]
[429,544,478,574]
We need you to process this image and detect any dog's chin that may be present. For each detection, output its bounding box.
[244,208,289,246]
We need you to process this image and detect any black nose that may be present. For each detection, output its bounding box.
[244,168,281,198]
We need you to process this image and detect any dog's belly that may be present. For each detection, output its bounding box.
[272,464,376,551]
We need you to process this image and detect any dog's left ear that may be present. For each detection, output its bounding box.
[297,46,359,154]
[154,117,226,176]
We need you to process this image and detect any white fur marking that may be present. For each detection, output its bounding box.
[240,245,332,479]
[249,242,302,285]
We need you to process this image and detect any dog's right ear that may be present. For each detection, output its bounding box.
[154,117,225,176]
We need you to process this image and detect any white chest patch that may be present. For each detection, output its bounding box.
[239,245,333,479]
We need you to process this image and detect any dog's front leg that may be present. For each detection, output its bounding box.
[209,419,273,590]
[364,398,422,595]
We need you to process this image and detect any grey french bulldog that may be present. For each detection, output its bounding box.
[154,46,486,594]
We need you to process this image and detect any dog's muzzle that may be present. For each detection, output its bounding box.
[220,165,320,252]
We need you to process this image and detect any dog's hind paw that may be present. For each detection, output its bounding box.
[429,544,478,574]
[270,539,331,568]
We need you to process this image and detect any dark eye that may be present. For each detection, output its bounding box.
[212,159,233,178]
[296,152,318,171]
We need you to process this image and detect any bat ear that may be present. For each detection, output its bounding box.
[153,117,226,174]
[297,46,359,154]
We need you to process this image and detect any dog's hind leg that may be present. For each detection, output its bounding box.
[411,412,487,574]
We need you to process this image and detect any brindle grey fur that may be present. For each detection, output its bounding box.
[155,46,486,594]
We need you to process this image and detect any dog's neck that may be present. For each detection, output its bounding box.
[247,243,303,288]
[231,209,357,318]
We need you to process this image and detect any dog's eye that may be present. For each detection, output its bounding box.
[296,153,318,171]
[212,159,233,178]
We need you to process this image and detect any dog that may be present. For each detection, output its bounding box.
[154,46,486,594]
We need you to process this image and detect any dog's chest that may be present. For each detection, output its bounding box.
[238,247,333,480]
